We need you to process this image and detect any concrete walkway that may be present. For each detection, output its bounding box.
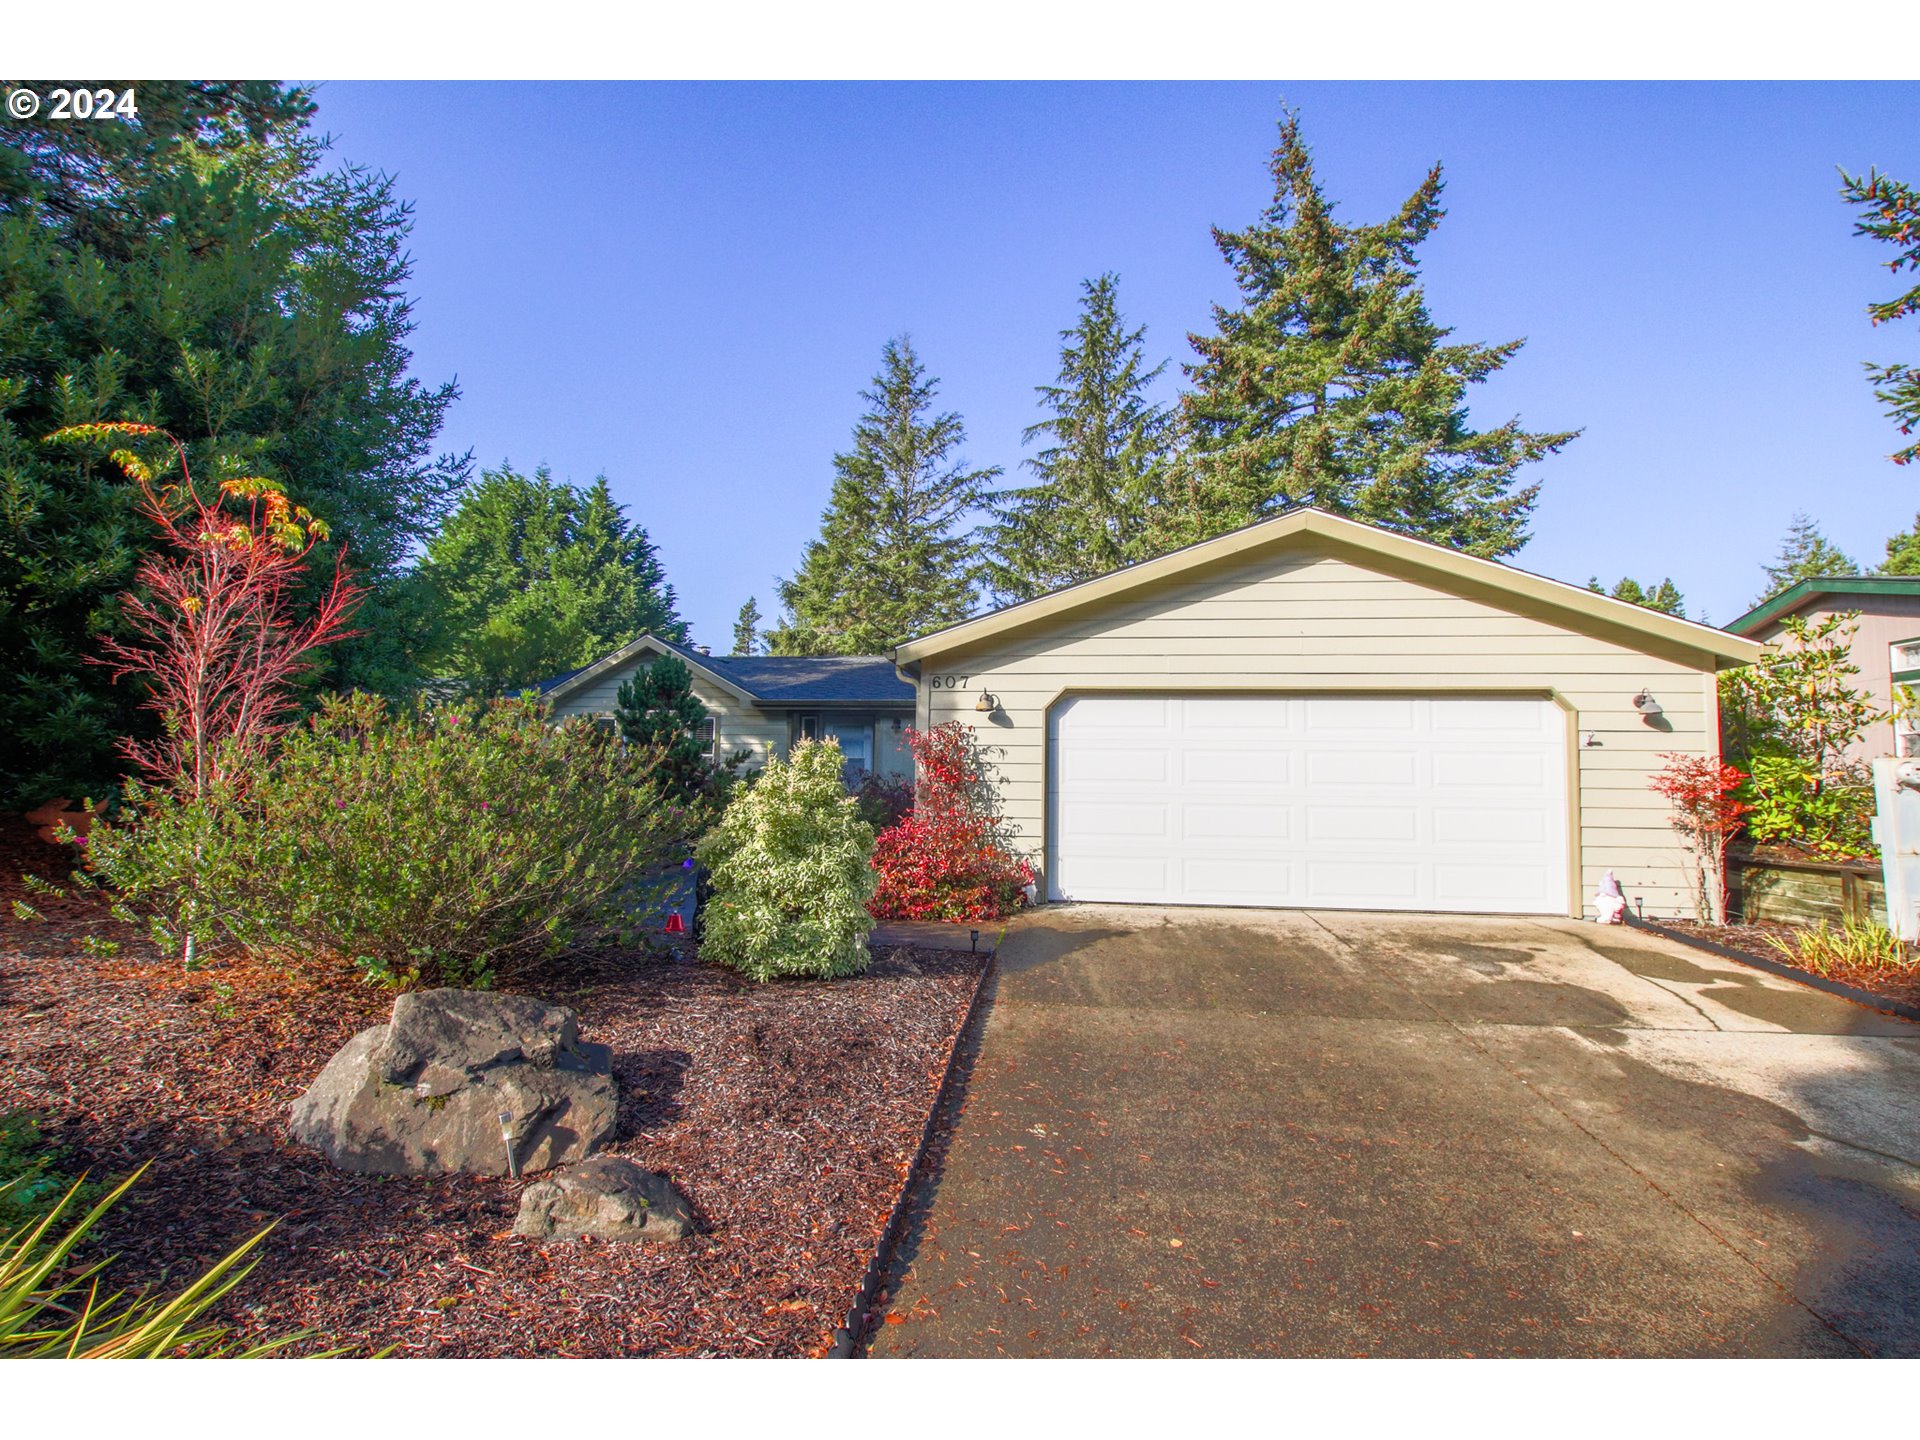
[866,907,1920,1357]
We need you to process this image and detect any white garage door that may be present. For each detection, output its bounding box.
[1047,694,1570,915]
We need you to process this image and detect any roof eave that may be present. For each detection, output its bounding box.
[1727,575,1920,637]
[749,696,916,710]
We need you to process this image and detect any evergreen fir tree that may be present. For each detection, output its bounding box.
[417,466,685,694]
[614,654,712,803]
[0,82,467,806]
[769,338,999,655]
[1756,514,1859,604]
[732,597,764,655]
[1166,112,1577,559]
[983,274,1171,602]
[1879,514,1920,575]
[1840,168,1920,467]
[1588,576,1686,616]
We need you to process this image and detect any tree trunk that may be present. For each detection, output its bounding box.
[1705,837,1729,927]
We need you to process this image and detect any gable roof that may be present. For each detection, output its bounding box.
[1727,575,1920,637]
[891,507,1767,669]
[540,634,759,706]
[540,633,913,708]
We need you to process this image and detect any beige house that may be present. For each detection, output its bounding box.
[541,634,915,782]
[892,508,1765,921]
[1727,576,1920,763]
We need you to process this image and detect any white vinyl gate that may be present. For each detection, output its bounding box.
[1046,694,1570,915]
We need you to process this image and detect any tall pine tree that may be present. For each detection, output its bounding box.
[732,597,763,655]
[1879,514,1920,575]
[1840,167,1920,467]
[1588,576,1686,616]
[415,466,685,694]
[984,274,1172,602]
[1166,112,1576,559]
[770,338,999,655]
[1755,514,1858,604]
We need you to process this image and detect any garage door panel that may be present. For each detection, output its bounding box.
[1181,858,1299,902]
[1060,800,1171,838]
[1059,747,1171,784]
[1055,854,1170,898]
[1048,694,1568,915]
[1183,696,1296,731]
[1309,860,1423,904]
[1431,750,1550,790]
[1306,805,1419,843]
[1433,863,1555,905]
[1433,807,1548,845]
[1429,698,1554,734]
[1306,697,1417,730]
[1056,696,1171,733]
[1185,748,1287,786]
[1308,750,1418,786]
[1182,803,1292,841]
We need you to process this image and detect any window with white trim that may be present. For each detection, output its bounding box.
[1892,639,1920,757]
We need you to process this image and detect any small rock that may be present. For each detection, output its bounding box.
[514,1155,694,1243]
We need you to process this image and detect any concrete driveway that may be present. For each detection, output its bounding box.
[866,908,1920,1357]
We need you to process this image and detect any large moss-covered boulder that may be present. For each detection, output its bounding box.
[291,989,617,1177]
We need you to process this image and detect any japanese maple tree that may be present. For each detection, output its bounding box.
[1650,753,1752,926]
[47,423,362,799]
[869,722,1034,923]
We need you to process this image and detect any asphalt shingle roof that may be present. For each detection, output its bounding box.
[538,636,912,706]
[703,653,913,704]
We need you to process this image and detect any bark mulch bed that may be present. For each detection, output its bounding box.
[1649,916,1920,1018]
[0,824,986,1357]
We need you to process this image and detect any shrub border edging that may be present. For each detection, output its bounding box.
[827,942,999,1359]
[1630,916,1920,1024]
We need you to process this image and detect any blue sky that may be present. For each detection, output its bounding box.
[311,81,1920,639]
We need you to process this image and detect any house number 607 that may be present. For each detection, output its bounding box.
[931,675,970,690]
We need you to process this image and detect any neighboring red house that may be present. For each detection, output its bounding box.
[1728,576,1920,762]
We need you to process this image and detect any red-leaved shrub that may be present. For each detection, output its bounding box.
[1650,752,1752,925]
[869,722,1034,922]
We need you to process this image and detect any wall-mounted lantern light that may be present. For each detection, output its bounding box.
[1632,689,1663,720]
[975,689,998,714]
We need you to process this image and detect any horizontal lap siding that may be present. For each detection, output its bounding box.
[549,660,788,771]
[920,549,1722,920]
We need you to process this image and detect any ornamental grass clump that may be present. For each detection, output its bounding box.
[80,691,699,988]
[1,1167,310,1358]
[1765,919,1919,979]
[696,739,877,981]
